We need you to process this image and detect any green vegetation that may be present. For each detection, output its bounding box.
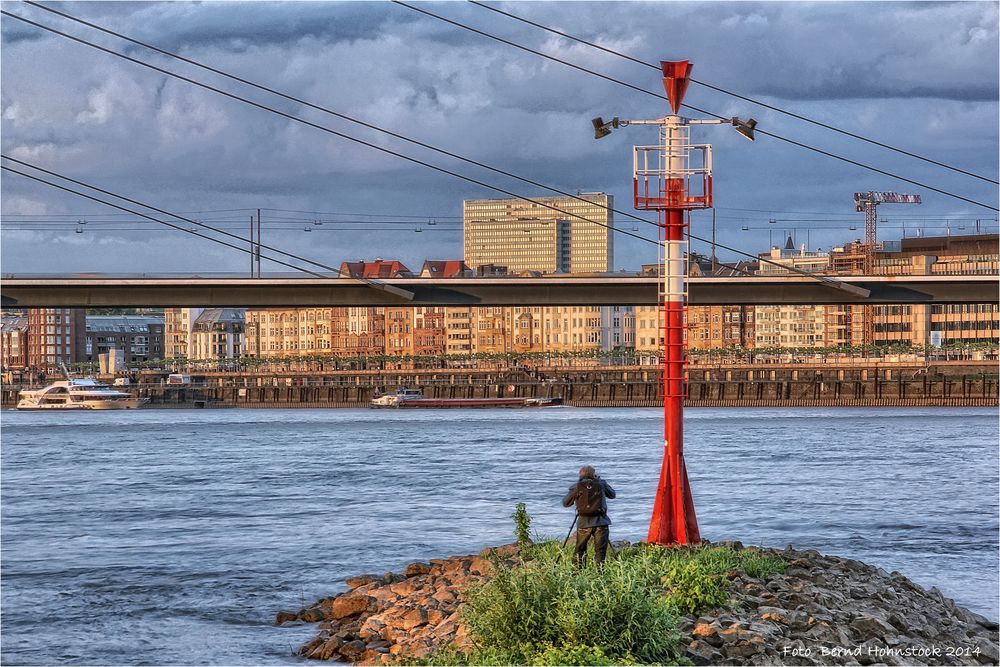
[418,510,785,666]
[512,503,532,549]
[61,339,997,375]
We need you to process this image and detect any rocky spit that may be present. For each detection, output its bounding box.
[276,543,999,666]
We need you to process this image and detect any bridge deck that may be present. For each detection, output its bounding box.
[1,274,995,307]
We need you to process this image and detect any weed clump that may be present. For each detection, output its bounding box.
[512,502,532,549]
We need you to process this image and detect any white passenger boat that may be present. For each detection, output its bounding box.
[369,387,425,408]
[16,378,148,410]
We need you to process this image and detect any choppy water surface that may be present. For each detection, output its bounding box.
[2,407,997,665]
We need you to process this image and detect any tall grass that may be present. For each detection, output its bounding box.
[419,519,785,666]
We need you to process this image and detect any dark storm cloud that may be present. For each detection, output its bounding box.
[0,22,46,44]
[1,1,997,274]
[13,1,421,50]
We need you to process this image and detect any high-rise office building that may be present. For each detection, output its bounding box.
[463,193,613,273]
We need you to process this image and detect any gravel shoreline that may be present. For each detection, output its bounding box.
[276,542,999,666]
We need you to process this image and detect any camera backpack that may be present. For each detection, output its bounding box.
[575,479,603,517]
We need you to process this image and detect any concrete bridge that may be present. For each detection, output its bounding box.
[1,274,996,307]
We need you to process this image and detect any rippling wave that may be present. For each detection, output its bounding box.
[2,407,997,664]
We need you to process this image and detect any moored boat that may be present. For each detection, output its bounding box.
[369,387,562,409]
[16,378,148,410]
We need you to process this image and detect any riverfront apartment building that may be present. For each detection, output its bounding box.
[189,309,244,360]
[1,312,28,369]
[24,308,86,370]
[753,234,999,348]
[164,308,204,359]
[464,194,613,273]
[85,315,165,364]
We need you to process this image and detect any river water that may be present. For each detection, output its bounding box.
[1,407,997,665]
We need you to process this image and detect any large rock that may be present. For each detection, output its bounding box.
[403,561,432,577]
[686,639,723,665]
[398,607,428,631]
[298,606,325,623]
[339,639,366,661]
[850,613,896,639]
[274,610,298,626]
[345,574,382,589]
[326,594,369,620]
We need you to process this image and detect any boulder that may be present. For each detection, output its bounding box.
[274,610,298,626]
[329,594,370,620]
[431,588,457,606]
[403,561,432,577]
[850,613,896,639]
[399,607,429,631]
[298,606,325,623]
[388,579,421,597]
[367,587,401,606]
[479,542,522,558]
[359,616,386,640]
[757,606,789,624]
[973,637,1000,664]
[346,574,382,589]
[339,639,366,660]
[467,556,493,576]
[685,639,723,665]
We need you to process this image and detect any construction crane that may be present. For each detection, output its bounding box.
[854,191,921,346]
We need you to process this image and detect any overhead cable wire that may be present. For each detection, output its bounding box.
[394,1,998,212]
[0,164,331,277]
[4,9,868,291]
[0,207,258,217]
[2,226,461,233]
[1,8,655,248]
[1,156,413,298]
[467,0,998,186]
[17,1,658,237]
[9,1,875,292]
[261,207,461,219]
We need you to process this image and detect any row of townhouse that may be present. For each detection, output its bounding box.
[243,304,638,358]
[1,310,165,372]
[746,234,999,349]
[6,234,994,369]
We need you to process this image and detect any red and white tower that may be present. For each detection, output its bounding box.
[595,60,755,545]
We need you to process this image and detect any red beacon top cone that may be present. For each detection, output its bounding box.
[660,60,692,114]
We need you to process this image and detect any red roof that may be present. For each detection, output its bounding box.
[420,260,469,278]
[339,260,412,279]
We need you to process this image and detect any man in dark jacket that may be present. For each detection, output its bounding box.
[562,465,616,566]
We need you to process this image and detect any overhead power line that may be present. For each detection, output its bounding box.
[18,1,658,239]
[0,156,414,299]
[467,0,999,187]
[261,207,461,219]
[0,164,330,277]
[4,9,869,291]
[1,7,655,248]
[394,1,998,212]
[0,207,258,218]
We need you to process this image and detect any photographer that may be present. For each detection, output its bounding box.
[562,465,616,566]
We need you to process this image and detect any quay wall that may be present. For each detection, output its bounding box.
[4,362,996,408]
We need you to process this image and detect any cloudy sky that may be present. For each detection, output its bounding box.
[2,1,997,275]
